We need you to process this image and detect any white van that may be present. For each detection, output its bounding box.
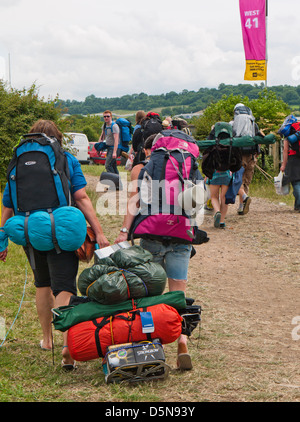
[64,132,90,164]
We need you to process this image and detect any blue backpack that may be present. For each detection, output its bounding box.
[4,133,86,263]
[278,115,298,137]
[108,118,133,153]
[7,133,72,215]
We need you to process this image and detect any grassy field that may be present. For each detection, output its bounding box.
[0,163,297,403]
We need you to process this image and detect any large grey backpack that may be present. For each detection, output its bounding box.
[232,104,256,137]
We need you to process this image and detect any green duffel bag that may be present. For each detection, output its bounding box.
[52,290,187,332]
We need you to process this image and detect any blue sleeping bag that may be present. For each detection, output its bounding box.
[3,206,87,252]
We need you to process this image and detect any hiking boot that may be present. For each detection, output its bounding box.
[214,211,221,228]
[242,196,251,215]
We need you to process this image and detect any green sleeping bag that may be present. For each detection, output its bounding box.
[78,245,167,304]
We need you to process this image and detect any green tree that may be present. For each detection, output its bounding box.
[0,82,63,186]
[193,90,290,139]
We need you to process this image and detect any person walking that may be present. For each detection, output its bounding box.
[0,119,110,370]
[231,103,263,215]
[99,110,120,174]
[280,131,300,211]
[115,131,202,370]
[205,170,232,229]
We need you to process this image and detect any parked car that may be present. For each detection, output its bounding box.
[88,142,121,165]
[64,132,90,164]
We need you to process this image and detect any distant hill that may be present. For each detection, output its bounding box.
[56,83,300,116]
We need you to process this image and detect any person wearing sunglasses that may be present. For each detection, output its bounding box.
[99,110,120,175]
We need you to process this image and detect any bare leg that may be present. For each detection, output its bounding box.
[209,184,221,213]
[55,291,74,366]
[168,278,192,370]
[36,287,54,350]
[220,185,229,223]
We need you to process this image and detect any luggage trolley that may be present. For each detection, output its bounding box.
[102,339,171,384]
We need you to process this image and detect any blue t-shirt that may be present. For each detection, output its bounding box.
[2,151,87,208]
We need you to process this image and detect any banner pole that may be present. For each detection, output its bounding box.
[265,0,268,89]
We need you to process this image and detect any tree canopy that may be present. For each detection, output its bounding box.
[193,89,291,139]
[57,83,300,116]
[0,82,63,185]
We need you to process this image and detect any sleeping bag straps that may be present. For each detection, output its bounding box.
[92,308,152,357]
[47,208,61,255]
[23,208,61,270]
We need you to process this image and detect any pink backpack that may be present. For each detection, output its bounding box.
[129,130,201,244]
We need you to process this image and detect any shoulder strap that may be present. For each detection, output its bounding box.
[105,121,115,134]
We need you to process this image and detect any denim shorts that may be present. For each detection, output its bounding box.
[140,238,192,280]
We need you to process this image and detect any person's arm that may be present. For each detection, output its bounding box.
[99,123,105,142]
[280,139,289,172]
[0,206,14,262]
[113,130,119,159]
[114,164,142,244]
[73,188,110,249]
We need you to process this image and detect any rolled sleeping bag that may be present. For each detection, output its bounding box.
[0,228,9,252]
[3,216,27,247]
[27,211,53,251]
[3,206,87,252]
[53,207,87,251]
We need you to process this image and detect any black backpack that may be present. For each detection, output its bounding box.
[7,133,71,215]
[201,122,242,179]
[132,113,163,167]
[6,133,72,266]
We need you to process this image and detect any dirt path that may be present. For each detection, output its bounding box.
[188,197,300,401]
[86,174,300,401]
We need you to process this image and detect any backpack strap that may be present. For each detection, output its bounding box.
[105,121,115,135]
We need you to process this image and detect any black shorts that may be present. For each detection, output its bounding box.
[24,247,79,297]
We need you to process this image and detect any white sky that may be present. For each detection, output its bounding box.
[0,0,299,101]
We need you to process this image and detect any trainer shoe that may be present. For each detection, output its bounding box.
[237,204,244,215]
[214,211,221,228]
[242,196,251,215]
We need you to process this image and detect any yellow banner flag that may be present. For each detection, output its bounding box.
[244,60,267,81]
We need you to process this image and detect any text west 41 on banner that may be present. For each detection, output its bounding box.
[239,0,267,81]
